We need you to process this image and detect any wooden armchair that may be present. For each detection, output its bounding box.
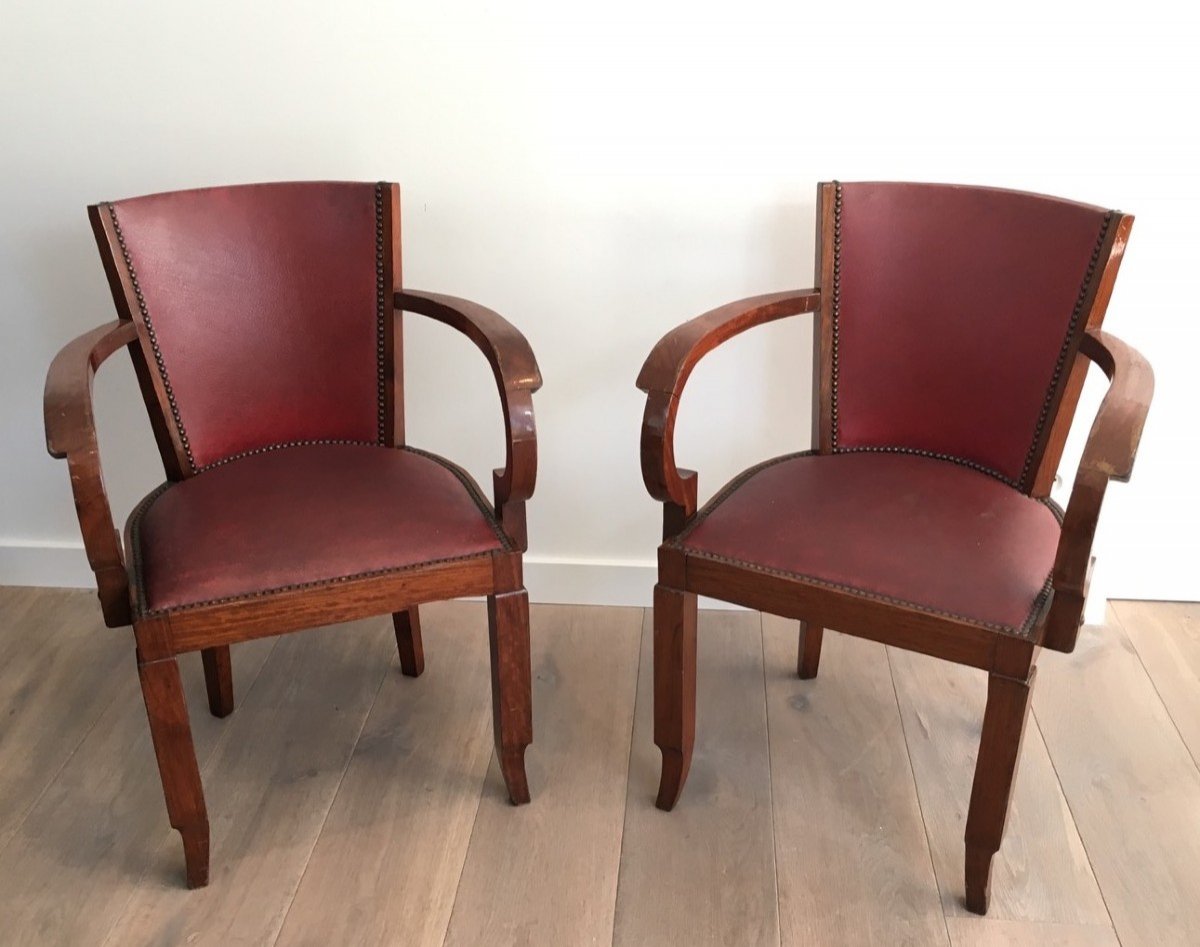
[637,181,1153,914]
[43,182,540,888]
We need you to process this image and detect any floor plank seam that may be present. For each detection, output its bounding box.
[884,644,955,946]
[757,612,785,947]
[271,648,394,947]
[1111,603,1200,777]
[99,635,283,947]
[609,606,647,947]
[0,637,128,860]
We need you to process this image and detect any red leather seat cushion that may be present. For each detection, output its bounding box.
[131,445,507,613]
[676,452,1061,635]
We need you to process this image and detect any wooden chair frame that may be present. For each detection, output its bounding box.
[43,184,541,887]
[637,182,1153,914]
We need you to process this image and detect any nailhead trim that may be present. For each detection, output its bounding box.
[107,203,197,472]
[196,438,377,472]
[829,185,1116,497]
[833,445,1015,488]
[374,182,388,444]
[110,185,392,473]
[830,181,843,446]
[127,444,513,618]
[1018,210,1115,490]
[668,450,1062,639]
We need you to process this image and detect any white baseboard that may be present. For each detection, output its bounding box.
[0,540,1177,620]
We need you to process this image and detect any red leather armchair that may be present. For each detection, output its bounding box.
[44,182,540,887]
[638,181,1153,914]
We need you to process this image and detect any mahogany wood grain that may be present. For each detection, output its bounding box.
[46,184,542,887]
[392,605,424,677]
[636,181,1152,916]
[487,589,533,805]
[200,646,234,718]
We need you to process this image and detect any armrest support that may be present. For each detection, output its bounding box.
[397,290,541,549]
[636,289,821,536]
[1043,329,1154,652]
[44,319,140,627]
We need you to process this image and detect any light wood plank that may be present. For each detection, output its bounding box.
[1034,611,1200,947]
[443,603,643,947]
[1112,600,1200,768]
[0,588,129,850]
[0,636,276,947]
[613,609,779,947]
[275,601,495,947]
[945,917,1120,946]
[888,647,1107,923]
[101,619,393,947]
[762,617,948,945]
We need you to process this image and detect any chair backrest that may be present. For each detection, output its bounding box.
[814,181,1131,494]
[90,181,401,477]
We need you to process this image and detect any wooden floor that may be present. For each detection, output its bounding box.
[1,589,1198,946]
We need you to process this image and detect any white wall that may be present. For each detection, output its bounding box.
[2,2,1197,613]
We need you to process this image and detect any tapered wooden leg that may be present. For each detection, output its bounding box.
[393,606,425,678]
[487,588,532,804]
[138,654,210,888]
[200,646,234,718]
[654,583,697,811]
[964,666,1037,915]
[797,621,824,679]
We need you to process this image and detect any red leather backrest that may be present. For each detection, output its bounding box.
[832,182,1113,488]
[103,182,388,471]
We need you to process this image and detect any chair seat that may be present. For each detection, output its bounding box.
[130,444,509,614]
[674,451,1062,636]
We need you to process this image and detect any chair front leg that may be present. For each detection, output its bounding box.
[964,665,1038,914]
[200,646,234,717]
[797,621,824,679]
[654,583,697,811]
[487,588,532,804]
[393,606,425,677]
[137,640,210,888]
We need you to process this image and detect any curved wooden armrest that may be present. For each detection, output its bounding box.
[636,290,821,534]
[397,289,541,549]
[1043,329,1154,652]
[44,319,140,627]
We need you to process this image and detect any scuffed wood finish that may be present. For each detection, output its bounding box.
[635,183,1153,914]
[103,621,394,946]
[1044,328,1155,652]
[444,605,641,947]
[0,628,276,947]
[615,610,779,947]
[45,188,542,889]
[42,318,139,627]
[762,615,948,945]
[276,602,493,947]
[889,647,1108,924]
[636,289,820,526]
[397,289,541,550]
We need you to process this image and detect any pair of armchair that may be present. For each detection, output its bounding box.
[45,180,1151,915]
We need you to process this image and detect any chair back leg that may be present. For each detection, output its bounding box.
[393,607,425,677]
[488,588,533,804]
[137,647,210,888]
[797,622,824,679]
[964,665,1038,914]
[653,583,697,811]
[200,646,234,717]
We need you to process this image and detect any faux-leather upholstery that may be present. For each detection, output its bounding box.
[130,444,508,614]
[675,452,1061,635]
[108,182,383,470]
[834,182,1112,487]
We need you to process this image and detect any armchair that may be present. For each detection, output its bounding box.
[637,181,1153,914]
[44,182,541,887]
